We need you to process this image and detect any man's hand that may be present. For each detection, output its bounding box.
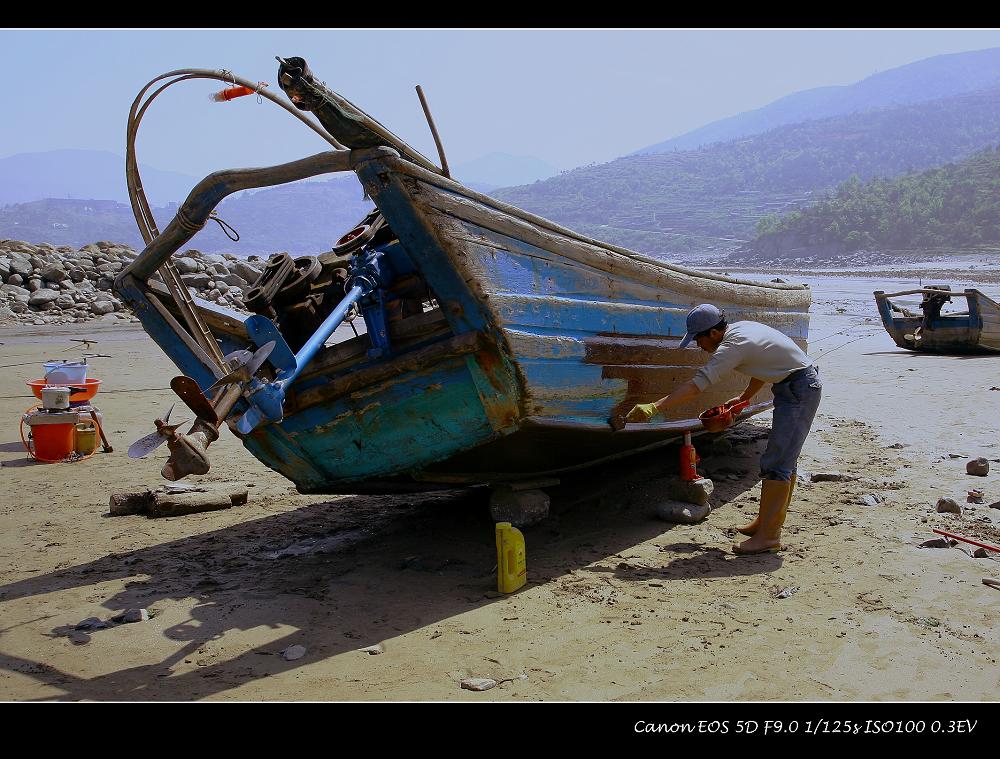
[626,402,659,423]
[725,397,744,407]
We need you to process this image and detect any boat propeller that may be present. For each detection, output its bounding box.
[127,404,191,458]
[210,341,276,392]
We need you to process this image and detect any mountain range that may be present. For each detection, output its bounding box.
[6,46,1000,258]
[633,46,1000,154]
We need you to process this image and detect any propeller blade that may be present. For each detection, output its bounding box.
[223,348,253,366]
[170,376,219,423]
[207,367,251,393]
[128,429,170,459]
[207,341,277,393]
[160,403,175,425]
[246,341,276,376]
[235,406,265,435]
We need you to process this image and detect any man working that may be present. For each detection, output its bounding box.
[625,304,822,555]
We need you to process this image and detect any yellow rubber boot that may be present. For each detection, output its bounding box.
[733,479,791,555]
[737,473,795,536]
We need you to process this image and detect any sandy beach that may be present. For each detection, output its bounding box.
[0,269,997,701]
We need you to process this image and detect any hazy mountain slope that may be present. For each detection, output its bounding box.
[0,175,374,255]
[493,86,1000,259]
[635,46,1000,154]
[746,146,1000,259]
[0,149,200,207]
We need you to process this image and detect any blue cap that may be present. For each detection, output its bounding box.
[678,304,724,348]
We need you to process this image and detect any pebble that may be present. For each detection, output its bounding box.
[656,500,710,523]
[973,548,990,559]
[936,498,963,515]
[281,645,307,661]
[113,608,150,624]
[967,458,990,477]
[358,644,384,655]
[857,493,885,507]
[74,617,111,631]
[810,472,859,483]
[460,677,498,692]
[775,586,800,599]
[919,537,956,548]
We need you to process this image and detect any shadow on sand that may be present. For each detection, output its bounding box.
[0,426,771,700]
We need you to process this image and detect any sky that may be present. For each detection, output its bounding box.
[4,28,1000,179]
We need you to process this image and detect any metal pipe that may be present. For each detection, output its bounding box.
[281,285,364,387]
[932,528,1000,553]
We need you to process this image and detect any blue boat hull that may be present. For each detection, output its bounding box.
[121,148,811,492]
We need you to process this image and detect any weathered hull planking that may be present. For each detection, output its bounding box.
[118,62,812,493]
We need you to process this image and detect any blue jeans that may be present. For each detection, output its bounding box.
[760,366,822,482]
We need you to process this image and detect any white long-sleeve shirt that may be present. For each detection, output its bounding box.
[691,321,811,391]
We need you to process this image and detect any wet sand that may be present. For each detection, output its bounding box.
[0,271,997,701]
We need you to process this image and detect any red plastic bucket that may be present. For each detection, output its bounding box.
[32,422,76,462]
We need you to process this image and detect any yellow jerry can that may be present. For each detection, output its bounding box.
[495,521,526,593]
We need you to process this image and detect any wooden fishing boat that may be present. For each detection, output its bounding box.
[116,57,811,494]
[874,286,1000,354]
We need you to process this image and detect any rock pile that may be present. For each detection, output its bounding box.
[0,240,262,326]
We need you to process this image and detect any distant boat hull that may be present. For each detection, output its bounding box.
[874,287,1000,355]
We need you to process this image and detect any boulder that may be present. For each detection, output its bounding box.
[967,458,989,477]
[181,273,212,289]
[6,273,23,285]
[1,285,30,303]
[489,486,550,527]
[68,268,86,283]
[234,261,262,284]
[40,264,68,282]
[91,301,115,315]
[664,476,714,506]
[28,288,60,306]
[174,256,200,274]
[54,294,76,310]
[220,273,249,288]
[9,258,32,276]
[936,497,962,515]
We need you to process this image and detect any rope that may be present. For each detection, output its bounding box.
[209,212,240,242]
[813,333,880,361]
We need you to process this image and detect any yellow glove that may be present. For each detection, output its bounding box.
[626,402,659,423]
